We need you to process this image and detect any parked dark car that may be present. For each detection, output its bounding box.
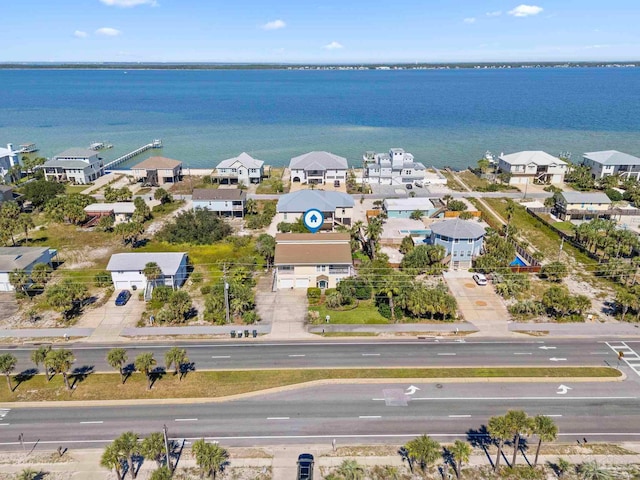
[115,290,131,306]
[405,183,413,189]
[297,453,314,480]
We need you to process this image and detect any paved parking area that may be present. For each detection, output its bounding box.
[443,271,511,337]
[79,290,148,342]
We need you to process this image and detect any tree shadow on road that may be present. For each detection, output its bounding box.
[70,366,95,389]
[467,425,494,469]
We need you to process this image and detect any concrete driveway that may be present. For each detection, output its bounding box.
[79,290,148,342]
[256,276,313,339]
[443,271,511,337]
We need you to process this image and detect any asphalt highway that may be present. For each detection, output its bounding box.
[1,338,636,372]
[0,381,639,450]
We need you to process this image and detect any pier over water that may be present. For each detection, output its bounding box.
[104,139,162,169]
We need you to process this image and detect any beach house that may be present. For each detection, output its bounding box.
[192,188,246,217]
[43,148,104,184]
[497,151,568,185]
[276,190,354,228]
[582,150,640,181]
[289,151,348,185]
[131,157,182,186]
[430,219,486,268]
[363,148,426,185]
[273,233,354,289]
[214,152,264,185]
[383,197,439,218]
[84,202,137,225]
[554,192,613,221]
[106,252,188,291]
[0,143,21,180]
[0,247,57,292]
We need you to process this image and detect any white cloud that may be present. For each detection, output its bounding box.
[324,41,344,50]
[486,10,502,17]
[95,27,122,36]
[74,30,88,38]
[262,19,286,30]
[508,5,544,17]
[99,0,157,6]
[463,17,476,24]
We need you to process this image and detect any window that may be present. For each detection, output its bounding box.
[316,265,326,273]
[468,239,473,244]
[279,265,293,272]
[454,239,459,244]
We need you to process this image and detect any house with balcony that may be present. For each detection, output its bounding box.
[274,233,354,289]
[554,192,613,221]
[582,150,640,181]
[214,152,264,185]
[43,148,104,184]
[0,143,21,180]
[497,151,568,185]
[276,190,354,229]
[430,219,486,269]
[363,148,426,185]
[131,156,182,186]
[84,202,136,225]
[192,188,246,217]
[0,247,57,292]
[289,151,348,185]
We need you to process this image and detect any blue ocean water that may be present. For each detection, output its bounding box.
[0,68,639,169]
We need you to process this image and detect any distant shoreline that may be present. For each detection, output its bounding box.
[0,61,638,71]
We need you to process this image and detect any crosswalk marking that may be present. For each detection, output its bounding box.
[606,342,640,377]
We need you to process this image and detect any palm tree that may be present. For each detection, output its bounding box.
[532,415,558,466]
[46,349,74,390]
[0,353,17,392]
[245,198,258,215]
[404,434,441,477]
[9,268,29,296]
[134,352,157,390]
[443,194,453,208]
[141,432,166,468]
[505,409,533,467]
[114,431,140,479]
[488,415,510,470]
[165,347,188,378]
[578,461,613,480]
[16,468,40,480]
[150,466,172,480]
[143,262,163,288]
[31,345,52,380]
[335,459,365,480]
[101,442,125,480]
[449,440,472,479]
[30,263,52,287]
[107,348,128,384]
[17,214,35,245]
[376,271,404,323]
[192,438,229,480]
[365,218,383,259]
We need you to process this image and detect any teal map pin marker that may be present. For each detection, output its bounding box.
[303,208,324,233]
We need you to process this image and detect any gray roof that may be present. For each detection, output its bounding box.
[430,219,486,239]
[106,252,187,275]
[0,247,52,272]
[560,192,612,204]
[289,151,348,171]
[216,152,264,169]
[277,190,354,213]
[54,148,98,159]
[43,159,93,169]
[499,151,566,166]
[583,150,640,166]
[192,188,246,201]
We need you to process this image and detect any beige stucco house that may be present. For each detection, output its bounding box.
[274,233,354,289]
[131,157,182,186]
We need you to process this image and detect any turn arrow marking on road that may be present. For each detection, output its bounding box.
[557,385,572,395]
[405,385,420,395]
[549,357,567,361]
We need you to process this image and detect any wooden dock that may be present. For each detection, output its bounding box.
[104,139,162,169]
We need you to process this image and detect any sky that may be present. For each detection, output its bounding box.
[2,0,639,63]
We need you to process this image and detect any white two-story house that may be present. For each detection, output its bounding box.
[0,143,21,180]
[276,190,354,228]
[274,233,354,289]
[215,152,264,185]
[43,148,104,184]
[583,150,640,181]
[497,151,568,185]
[192,188,246,218]
[289,151,348,185]
[363,148,426,185]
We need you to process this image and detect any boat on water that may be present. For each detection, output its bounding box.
[483,150,496,164]
[89,142,113,151]
[19,143,38,153]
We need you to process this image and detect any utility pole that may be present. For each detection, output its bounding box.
[163,424,172,473]
[223,263,230,324]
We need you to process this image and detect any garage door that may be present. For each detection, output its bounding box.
[279,278,294,289]
[115,281,130,290]
[295,278,310,289]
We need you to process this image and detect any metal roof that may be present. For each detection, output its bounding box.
[84,203,136,214]
[0,247,52,272]
[430,219,486,239]
[106,252,187,274]
[277,190,354,213]
[289,151,348,171]
[43,159,93,169]
[583,150,640,166]
[216,152,264,169]
[54,148,98,159]
[499,151,566,166]
[560,192,612,204]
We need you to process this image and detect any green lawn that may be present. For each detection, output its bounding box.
[64,184,90,194]
[309,299,389,324]
[0,367,620,402]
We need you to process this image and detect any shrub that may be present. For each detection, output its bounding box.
[94,271,113,287]
[242,311,259,324]
[307,287,321,299]
[277,221,292,233]
[605,188,623,201]
[152,285,173,302]
[200,285,212,295]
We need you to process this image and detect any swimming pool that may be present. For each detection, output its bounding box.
[399,229,432,235]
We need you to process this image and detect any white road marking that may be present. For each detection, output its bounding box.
[437,353,456,356]
[267,417,290,420]
[174,418,198,422]
[590,352,610,355]
[362,354,380,356]
[288,355,306,357]
[211,356,231,359]
[359,416,382,419]
[449,415,471,418]
[606,342,640,377]
[513,353,532,355]
[373,396,637,401]
[546,415,563,417]
[0,423,10,426]
[80,421,103,424]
